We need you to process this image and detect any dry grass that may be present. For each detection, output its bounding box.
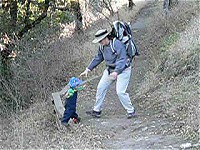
[1,1,148,149]
[1,100,108,149]
[135,1,199,141]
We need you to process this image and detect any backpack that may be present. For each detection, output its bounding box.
[108,21,139,61]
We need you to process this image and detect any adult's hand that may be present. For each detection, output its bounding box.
[80,68,90,77]
[109,72,118,80]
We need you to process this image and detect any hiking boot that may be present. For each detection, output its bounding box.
[86,110,101,118]
[127,111,136,119]
[73,117,81,124]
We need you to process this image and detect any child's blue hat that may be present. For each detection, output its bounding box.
[68,77,83,88]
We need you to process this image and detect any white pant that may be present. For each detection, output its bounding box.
[93,67,134,113]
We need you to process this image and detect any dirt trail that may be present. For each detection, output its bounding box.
[79,2,188,149]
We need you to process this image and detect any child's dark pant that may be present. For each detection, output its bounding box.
[61,92,78,123]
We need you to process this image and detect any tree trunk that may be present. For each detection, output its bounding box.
[0,34,13,81]
[18,0,50,38]
[163,0,178,11]
[128,0,135,10]
[24,0,31,26]
[102,0,114,16]
[10,0,18,27]
[70,0,83,33]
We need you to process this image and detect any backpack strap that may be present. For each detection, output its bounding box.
[99,38,117,55]
[99,45,103,53]
[110,38,117,55]
[121,22,132,40]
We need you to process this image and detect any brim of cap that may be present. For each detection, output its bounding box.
[92,32,109,43]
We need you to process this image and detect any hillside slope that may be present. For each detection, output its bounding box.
[1,1,199,149]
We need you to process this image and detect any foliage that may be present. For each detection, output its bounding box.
[0,0,73,37]
[0,0,118,116]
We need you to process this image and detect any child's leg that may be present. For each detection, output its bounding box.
[71,112,81,124]
[61,92,78,124]
[61,105,74,124]
[71,112,78,119]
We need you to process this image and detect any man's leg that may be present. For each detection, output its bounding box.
[163,0,170,11]
[93,69,114,112]
[116,67,135,114]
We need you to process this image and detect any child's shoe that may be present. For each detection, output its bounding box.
[72,117,81,124]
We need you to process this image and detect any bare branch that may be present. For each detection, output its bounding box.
[18,0,50,38]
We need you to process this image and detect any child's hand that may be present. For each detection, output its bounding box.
[64,88,75,98]
[76,85,85,91]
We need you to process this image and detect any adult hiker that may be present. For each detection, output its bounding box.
[80,29,135,119]
[163,0,178,13]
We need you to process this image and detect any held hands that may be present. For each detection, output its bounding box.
[109,72,118,80]
[80,68,91,77]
